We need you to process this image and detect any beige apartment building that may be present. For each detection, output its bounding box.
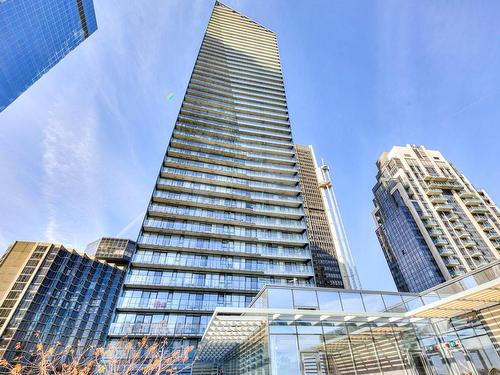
[373,144,500,292]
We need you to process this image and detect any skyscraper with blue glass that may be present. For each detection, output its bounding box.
[0,241,124,365]
[0,0,97,111]
[108,1,314,352]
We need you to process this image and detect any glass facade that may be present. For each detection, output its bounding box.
[373,180,445,292]
[0,0,97,111]
[0,242,124,365]
[197,262,500,374]
[373,145,500,292]
[111,1,313,355]
[86,237,136,264]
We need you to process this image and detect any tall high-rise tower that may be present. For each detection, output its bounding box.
[108,2,313,349]
[0,0,97,111]
[295,145,360,289]
[373,145,500,292]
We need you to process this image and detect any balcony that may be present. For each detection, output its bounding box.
[437,248,454,256]
[475,215,489,223]
[108,322,206,337]
[462,198,482,206]
[487,232,500,241]
[435,204,454,212]
[423,220,439,228]
[480,223,493,231]
[452,223,465,230]
[428,229,443,237]
[462,240,476,248]
[424,175,451,182]
[420,212,433,220]
[469,250,482,258]
[459,191,475,199]
[426,189,443,196]
[430,196,447,204]
[447,214,460,221]
[457,231,470,239]
[426,178,463,190]
[449,268,466,277]
[443,257,461,267]
[470,206,489,214]
[433,237,449,246]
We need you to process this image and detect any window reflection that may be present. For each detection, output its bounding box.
[293,289,318,309]
[340,292,365,312]
[268,288,293,309]
[361,293,385,312]
[317,291,342,311]
[270,335,300,375]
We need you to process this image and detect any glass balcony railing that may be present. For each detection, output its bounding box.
[189,77,286,107]
[196,53,283,83]
[429,196,447,204]
[196,51,283,84]
[462,240,476,248]
[433,238,449,246]
[152,190,304,217]
[125,273,314,293]
[187,87,288,115]
[462,198,482,206]
[164,157,299,184]
[117,297,247,311]
[443,257,461,267]
[199,46,282,78]
[137,231,311,259]
[198,49,283,78]
[182,100,290,129]
[423,220,439,227]
[177,113,292,141]
[148,203,306,230]
[190,73,285,104]
[167,147,296,174]
[434,204,454,212]
[132,249,313,275]
[108,322,206,337]
[427,180,463,190]
[195,58,284,88]
[184,93,289,122]
[173,128,293,156]
[437,248,454,256]
[425,189,442,196]
[469,206,489,214]
[142,218,308,244]
[428,229,443,237]
[160,166,300,194]
[176,122,293,149]
[156,177,302,206]
[180,106,291,135]
[171,136,294,164]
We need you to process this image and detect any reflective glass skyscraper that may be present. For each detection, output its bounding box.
[0,0,97,111]
[108,1,314,350]
[0,241,124,365]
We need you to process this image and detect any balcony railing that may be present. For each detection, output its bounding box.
[434,204,453,212]
[108,322,206,337]
[462,198,482,206]
[433,238,449,246]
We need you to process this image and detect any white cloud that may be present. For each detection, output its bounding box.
[42,104,100,247]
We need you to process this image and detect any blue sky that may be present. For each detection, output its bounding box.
[1,0,499,291]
